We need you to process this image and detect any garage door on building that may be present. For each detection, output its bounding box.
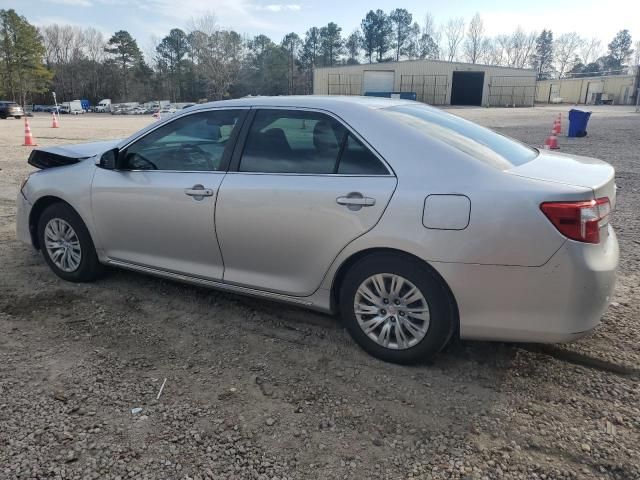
[450,71,484,106]
[362,71,395,94]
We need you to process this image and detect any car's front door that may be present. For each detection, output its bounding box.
[91,108,247,280]
[215,108,397,296]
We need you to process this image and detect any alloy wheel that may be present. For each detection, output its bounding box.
[44,218,82,272]
[354,273,430,350]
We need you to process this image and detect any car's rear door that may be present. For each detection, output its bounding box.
[91,108,247,280]
[215,108,397,296]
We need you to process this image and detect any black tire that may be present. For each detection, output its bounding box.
[339,253,456,364]
[37,202,103,282]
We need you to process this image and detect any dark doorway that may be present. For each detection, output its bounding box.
[450,71,485,106]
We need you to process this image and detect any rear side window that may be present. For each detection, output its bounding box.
[382,104,537,168]
[239,109,389,175]
[338,134,389,175]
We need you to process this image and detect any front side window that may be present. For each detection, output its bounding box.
[121,109,244,171]
[239,109,389,175]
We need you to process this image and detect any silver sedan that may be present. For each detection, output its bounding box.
[16,96,618,364]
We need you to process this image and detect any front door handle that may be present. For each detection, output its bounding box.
[184,184,214,199]
[337,196,376,206]
[336,193,376,211]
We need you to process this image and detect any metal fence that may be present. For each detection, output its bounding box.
[399,75,448,105]
[327,74,363,95]
[488,75,536,107]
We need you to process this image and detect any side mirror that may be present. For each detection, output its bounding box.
[98,148,118,169]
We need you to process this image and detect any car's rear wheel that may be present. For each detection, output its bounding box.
[37,203,103,282]
[339,253,456,364]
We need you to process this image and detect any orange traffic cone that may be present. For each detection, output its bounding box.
[51,112,59,128]
[556,113,563,134]
[552,119,561,135]
[23,118,37,146]
[543,130,559,150]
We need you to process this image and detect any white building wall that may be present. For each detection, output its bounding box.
[313,59,537,107]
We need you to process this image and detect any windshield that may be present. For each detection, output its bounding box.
[382,104,537,169]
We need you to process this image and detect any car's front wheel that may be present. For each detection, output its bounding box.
[339,253,456,364]
[37,203,103,282]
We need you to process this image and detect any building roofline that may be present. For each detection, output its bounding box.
[314,57,536,73]
[536,73,637,82]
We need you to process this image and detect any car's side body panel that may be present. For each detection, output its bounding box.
[91,169,227,280]
[20,160,99,247]
[216,173,397,295]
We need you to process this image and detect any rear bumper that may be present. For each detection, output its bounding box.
[433,226,618,343]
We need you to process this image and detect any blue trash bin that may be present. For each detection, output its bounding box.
[567,109,591,137]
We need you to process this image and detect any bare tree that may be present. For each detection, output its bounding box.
[84,28,105,63]
[633,41,640,66]
[443,17,465,62]
[554,32,582,77]
[421,13,442,60]
[479,38,504,65]
[518,30,537,68]
[580,37,601,65]
[495,34,514,66]
[187,12,218,37]
[187,14,243,100]
[463,12,486,64]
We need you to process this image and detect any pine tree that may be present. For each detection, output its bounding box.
[345,30,362,64]
[105,30,142,98]
[389,8,413,61]
[605,29,634,69]
[532,29,554,78]
[319,22,343,67]
[0,9,52,105]
[281,32,301,94]
[156,28,189,101]
[361,10,392,63]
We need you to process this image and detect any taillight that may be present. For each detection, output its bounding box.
[540,197,611,244]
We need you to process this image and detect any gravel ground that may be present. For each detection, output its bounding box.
[0,107,639,480]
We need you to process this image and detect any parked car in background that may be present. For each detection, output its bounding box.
[0,101,24,119]
[16,96,618,364]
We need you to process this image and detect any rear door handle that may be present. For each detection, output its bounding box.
[336,196,376,207]
[337,193,376,211]
[184,184,214,198]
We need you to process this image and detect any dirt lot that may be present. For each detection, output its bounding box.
[0,107,639,480]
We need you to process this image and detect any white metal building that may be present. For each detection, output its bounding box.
[313,59,537,107]
[535,72,639,105]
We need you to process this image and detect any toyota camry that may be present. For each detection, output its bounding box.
[16,96,618,363]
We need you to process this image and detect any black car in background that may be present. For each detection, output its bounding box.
[0,101,24,119]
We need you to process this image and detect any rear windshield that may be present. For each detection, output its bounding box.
[382,104,537,168]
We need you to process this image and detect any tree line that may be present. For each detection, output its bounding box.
[0,7,638,105]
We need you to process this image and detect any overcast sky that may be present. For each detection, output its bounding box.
[7,0,639,50]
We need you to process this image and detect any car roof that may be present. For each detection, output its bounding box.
[192,95,415,112]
